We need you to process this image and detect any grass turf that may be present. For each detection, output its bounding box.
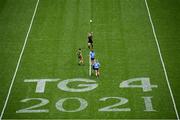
[0,0,179,119]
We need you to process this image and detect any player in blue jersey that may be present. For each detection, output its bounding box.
[93,60,100,78]
[89,50,95,65]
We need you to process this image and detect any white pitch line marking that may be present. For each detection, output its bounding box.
[144,0,179,119]
[0,0,40,119]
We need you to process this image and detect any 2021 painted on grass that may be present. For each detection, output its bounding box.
[16,77,158,113]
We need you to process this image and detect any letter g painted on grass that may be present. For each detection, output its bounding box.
[57,78,98,92]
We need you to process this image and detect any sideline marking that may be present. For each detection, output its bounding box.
[0,0,40,119]
[144,0,179,119]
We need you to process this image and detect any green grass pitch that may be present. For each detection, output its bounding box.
[0,0,180,119]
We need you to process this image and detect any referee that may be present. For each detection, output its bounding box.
[87,32,93,50]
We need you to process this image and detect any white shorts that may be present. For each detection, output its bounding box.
[88,43,91,46]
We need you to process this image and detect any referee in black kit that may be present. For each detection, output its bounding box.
[87,32,93,50]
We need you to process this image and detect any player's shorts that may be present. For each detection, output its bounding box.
[94,68,99,71]
[88,43,92,46]
[91,58,95,61]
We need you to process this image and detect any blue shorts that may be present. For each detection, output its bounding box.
[91,58,95,61]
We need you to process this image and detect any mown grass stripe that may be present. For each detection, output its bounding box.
[0,0,40,119]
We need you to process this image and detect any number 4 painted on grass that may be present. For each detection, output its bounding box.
[119,77,158,92]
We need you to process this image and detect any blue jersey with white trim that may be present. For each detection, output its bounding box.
[90,51,95,59]
[93,62,100,69]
